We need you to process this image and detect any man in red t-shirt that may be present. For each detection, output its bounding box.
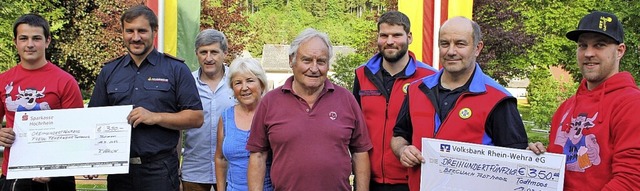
[0,14,84,191]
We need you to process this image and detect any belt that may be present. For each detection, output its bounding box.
[130,149,175,165]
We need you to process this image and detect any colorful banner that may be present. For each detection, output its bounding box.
[146,0,201,71]
[399,0,473,69]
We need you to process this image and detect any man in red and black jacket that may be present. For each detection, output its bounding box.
[353,11,436,191]
[390,17,528,191]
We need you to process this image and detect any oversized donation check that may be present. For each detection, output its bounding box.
[7,105,132,179]
[421,138,566,191]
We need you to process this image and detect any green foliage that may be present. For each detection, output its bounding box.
[4,0,637,109]
[0,0,25,71]
[611,3,640,84]
[528,131,550,145]
[0,0,139,97]
[526,67,576,130]
[516,1,591,83]
[0,0,65,71]
[201,0,250,62]
[516,0,640,84]
[518,101,550,145]
[1,0,385,96]
[52,0,141,95]
[245,0,381,57]
[243,0,381,95]
[329,53,368,91]
[513,1,640,142]
[474,0,535,85]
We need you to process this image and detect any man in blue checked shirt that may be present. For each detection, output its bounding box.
[181,29,235,191]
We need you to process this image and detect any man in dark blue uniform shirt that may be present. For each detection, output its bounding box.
[88,5,203,191]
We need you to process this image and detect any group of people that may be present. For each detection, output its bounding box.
[0,4,638,191]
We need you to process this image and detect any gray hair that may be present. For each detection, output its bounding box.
[288,28,333,65]
[470,20,482,47]
[195,29,228,52]
[228,58,268,95]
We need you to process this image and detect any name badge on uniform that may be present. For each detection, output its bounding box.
[359,90,381,96]
[148,77,169,82]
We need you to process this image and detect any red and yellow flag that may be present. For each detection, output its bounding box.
[399,0,473,69]
[146,0,201,70]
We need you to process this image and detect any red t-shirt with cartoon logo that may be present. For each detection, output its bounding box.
[0,61,83,176]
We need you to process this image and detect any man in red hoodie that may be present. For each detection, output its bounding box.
[529,11,640,190]
[353,11,436,191]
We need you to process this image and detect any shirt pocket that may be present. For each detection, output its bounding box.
[143,81,171,91]
[106,83,130,104]
[143,81,173,108]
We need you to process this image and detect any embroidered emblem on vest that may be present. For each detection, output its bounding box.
[329,111,337,120]
[459,108,472,119]
[402,83,410,94]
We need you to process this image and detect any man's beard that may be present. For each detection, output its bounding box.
[381,45,408,63]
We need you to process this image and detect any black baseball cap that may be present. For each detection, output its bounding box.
[566,11,624,44]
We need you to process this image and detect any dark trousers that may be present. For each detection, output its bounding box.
[370,181,410,191]
[0,175,75,191]
[181,181,216,191]
[107,152,179,191]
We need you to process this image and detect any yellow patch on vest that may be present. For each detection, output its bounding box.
[459,108,472,119]
[402,83,410,94]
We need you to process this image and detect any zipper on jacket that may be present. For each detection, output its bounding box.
[433,92,469,138]
[381,101,389,183]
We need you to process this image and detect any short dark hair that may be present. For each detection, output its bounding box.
[13,14,51,40]
[377,11,411,34]
[120,5,158,31]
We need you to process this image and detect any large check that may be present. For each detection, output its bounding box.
[421,138,565,191]
[7,105,132,179]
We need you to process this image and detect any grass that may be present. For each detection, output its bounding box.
[76,184,107,191]
[518,100,550,145]
[527,131,550,145]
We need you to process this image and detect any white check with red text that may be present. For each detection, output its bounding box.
[7,105,132,179]
[421,138,566,191]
